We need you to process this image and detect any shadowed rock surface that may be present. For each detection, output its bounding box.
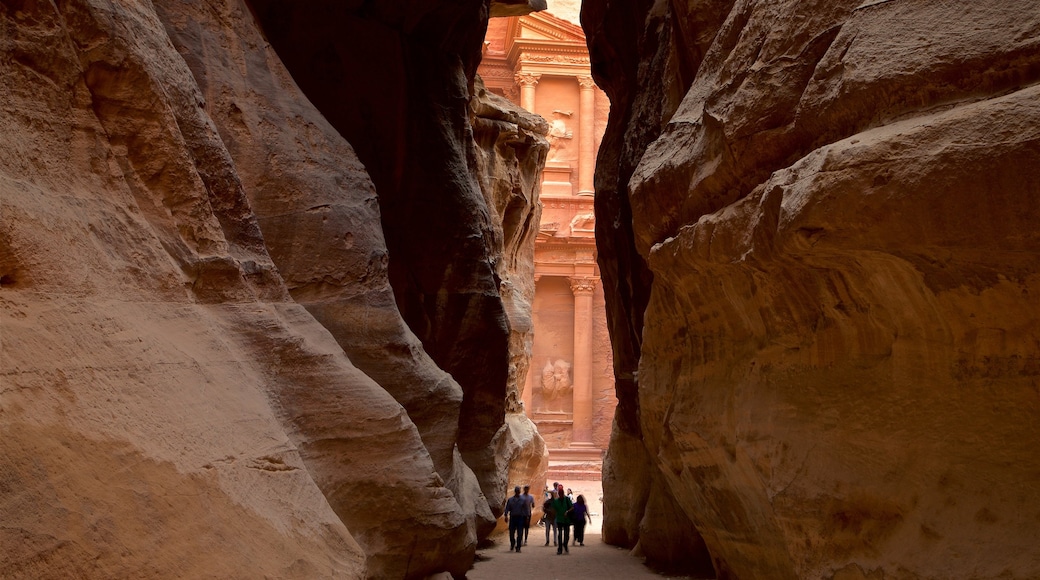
[245,0,519,517]
[587,0,1040,578]
[1,0,545,578]
[470,76,551,505]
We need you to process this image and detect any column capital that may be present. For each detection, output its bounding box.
[577,75,596,90]
[514,72,541,87]
[569,276,598,295]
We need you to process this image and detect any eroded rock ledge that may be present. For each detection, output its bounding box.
[588,0,1040,578]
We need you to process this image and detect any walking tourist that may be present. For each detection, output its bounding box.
[571,494,592,546]
[542,492,557,545]
[503,486,528,553]
[521,485,535,546]
[552,488,574,554]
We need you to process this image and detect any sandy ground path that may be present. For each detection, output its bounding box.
[466,479,695,579]
[465,529,694,580]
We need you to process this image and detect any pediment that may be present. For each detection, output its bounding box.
[517,11,586,43]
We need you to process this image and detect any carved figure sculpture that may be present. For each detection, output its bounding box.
[540,358,572,402]
[545,115,573,161]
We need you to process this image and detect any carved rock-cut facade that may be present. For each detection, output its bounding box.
[480,11,617,482]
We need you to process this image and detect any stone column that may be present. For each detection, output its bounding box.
[577,76,596,196]
[569,276,597,445]
[515,73,541,113]
[522,275,540,415]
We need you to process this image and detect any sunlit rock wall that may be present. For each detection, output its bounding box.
[1,0,546,578]
[587,0,1040,578]
[470,76,551,509]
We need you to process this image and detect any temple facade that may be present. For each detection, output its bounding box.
[479,12,615,480]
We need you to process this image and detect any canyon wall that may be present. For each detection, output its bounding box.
[243,0,526,514]
[469,76,552,503]
[1,0,544,578]
[587,0,1040,578]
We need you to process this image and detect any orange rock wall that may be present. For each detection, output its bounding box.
[470,76,551,508]
[587,0,1040,578]
[1,0,546,578]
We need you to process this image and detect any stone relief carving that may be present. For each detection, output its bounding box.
[546,111,574,161]
[569,212,595,232]
[540,358,572,403]
[519,53,591,65]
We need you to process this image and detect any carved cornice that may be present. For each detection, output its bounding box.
[507,40,590,72]
[574,249,596,264]
[518,53,592,66]
[481,66,517,79]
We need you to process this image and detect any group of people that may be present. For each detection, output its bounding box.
[502,482,593,555]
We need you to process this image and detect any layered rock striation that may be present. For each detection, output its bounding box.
[470,76,551,509]
[245,0,521,516]
[588,0,1040,578]
[1,0,545,578]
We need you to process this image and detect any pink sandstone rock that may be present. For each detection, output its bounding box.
[470,75,551,511]
[244,0,520,518]
[588,0,1040,578]
[153,1,486,570]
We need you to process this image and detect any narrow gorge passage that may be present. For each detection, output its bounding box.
[3,0,1039,579]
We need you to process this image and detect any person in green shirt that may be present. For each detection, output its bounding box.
[551,488,574,554]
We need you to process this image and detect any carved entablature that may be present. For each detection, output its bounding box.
[573,250,596,265]
[481,66,517,80]
[518,53,592,66]
[542,200,593,210]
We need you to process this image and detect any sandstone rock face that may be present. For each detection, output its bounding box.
[470,76,551,501]
[588,0,1040,578]
[491,0,548,19]
[2,0,545,578]
[245,0,517,513]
